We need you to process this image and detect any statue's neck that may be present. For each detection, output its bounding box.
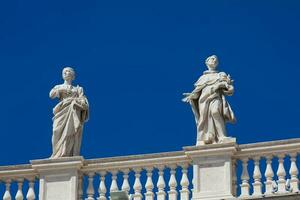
[64,80,72,85]
[203,70,218,74]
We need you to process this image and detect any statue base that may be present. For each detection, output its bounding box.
[184,139,237,200]
[196,137,236,146]
[31,156,84,200]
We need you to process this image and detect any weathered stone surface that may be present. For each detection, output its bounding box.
[183,55,236,145]
[236,193,300,200]
[184,141,237,200]
[31,156,84,200]
[49,67,89,158]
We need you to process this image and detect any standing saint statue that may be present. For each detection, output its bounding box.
[49,67,89,158]
[183,55,236,145]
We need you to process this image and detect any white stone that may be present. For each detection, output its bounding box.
[49,67,89,158]
[0,138,300,200]
[183,55,236,145]
[184,140,237,200]
[31,156,84,200]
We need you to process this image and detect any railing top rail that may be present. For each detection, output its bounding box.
[235,138,300,158]
[0,138,299,176]
[82,150,191,172]
[0,164,37,179]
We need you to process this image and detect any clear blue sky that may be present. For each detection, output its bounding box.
[0,0,299,165]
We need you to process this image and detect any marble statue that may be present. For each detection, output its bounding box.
[183,55,236,145]
[49,67,89,158]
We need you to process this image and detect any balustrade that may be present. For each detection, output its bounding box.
[0,138,298,200]
[80,151,192,200]
[0,165,37,200]
[81,165,191,200]
[235,139,300,198]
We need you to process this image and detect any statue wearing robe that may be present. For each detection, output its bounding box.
[183,55,236,145]
[49,67,89,158]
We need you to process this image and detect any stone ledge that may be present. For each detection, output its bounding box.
[235,193,300,200]
[30,156,84,165]
[31,156,84,172]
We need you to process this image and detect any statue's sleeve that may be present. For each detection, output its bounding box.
[190,84,204,99]
[79,86,89,121]
[77,86,89,109]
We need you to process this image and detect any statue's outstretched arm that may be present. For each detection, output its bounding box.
[182,85,203,103]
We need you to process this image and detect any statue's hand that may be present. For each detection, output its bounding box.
[182,93,194,103]
[213,82,228,92]
[223,85,234,96]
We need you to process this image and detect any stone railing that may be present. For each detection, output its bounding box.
[0,138,299,200]
[0,164,38,200]
[235,138,300,199]
[80,151,192,200]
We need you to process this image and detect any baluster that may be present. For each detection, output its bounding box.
[121,169,130,195]
[78,174,83,200]
[252,157,262,196]
[289,153,299,193]
[277,154,287,193]
[232,160,238,197]
[110,170,119,192]
[98,171,107,200]
[3,179,11,200]
[133,168,143,200]
[86,172,95,200]
[179,164,190,200]
[264,156,275,195]
[168,165,178,200]
[15,178,24,200]
[144,167,154,200]
[26,177,36,200]
[239,158,250,197]
[156,166,166,200]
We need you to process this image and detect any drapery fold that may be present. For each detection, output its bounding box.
[50,87,89,158]
[184,71,235,144]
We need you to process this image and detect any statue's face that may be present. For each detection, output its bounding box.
[205,55,218,70]
[62,67,75,81]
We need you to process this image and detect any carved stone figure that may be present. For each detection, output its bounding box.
[49,67,89,158]
[183,55,236,145]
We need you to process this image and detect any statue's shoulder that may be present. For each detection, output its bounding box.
[75,85,83,90]
[75,85,85,94]
[218,71,227,76]
[194,72,219,86]
[194,74,206,86]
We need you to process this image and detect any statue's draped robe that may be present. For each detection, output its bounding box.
[50,85,89,158]
[186,71,235,144]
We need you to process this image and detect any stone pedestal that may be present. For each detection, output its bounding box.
[184,139,237,200]
[31,156,84,200]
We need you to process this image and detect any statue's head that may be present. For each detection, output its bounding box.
[62,67,75,81]
[205,55,218,71]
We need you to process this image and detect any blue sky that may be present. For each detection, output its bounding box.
[0,0,300,165]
